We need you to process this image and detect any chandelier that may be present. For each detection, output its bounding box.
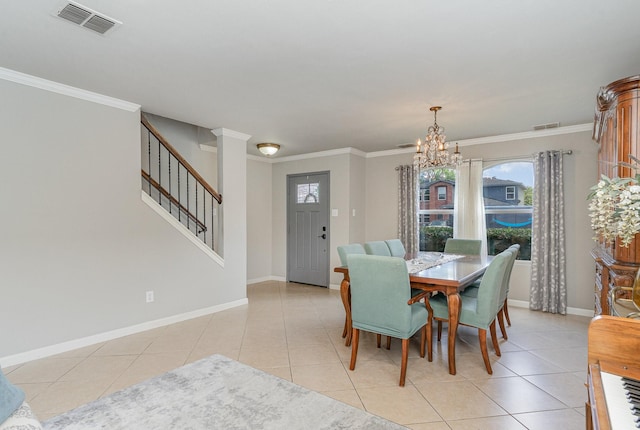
[413,106,462,170]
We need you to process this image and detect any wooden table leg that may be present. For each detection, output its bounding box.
[446,292,461,375]
[340,278,352,346]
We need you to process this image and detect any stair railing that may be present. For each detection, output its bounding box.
[140,114,221,253]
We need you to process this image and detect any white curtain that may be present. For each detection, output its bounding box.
[530,151,566,314]
[453,160,488,255]
[397,165,419,255]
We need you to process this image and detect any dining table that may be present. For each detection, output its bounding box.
[334,252,494,375]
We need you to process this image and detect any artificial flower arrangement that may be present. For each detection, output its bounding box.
[588,155,640,247]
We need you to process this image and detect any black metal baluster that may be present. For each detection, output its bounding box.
[158,136,162,206]
[168,154,172,215]
[186,173,190,232]
[177,164,181,223]
[195,181,199,235]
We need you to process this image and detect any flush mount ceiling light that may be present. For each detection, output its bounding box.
[413,106,462,171]
[257,143,280,156]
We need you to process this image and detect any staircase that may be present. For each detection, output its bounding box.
[140,115,221,253]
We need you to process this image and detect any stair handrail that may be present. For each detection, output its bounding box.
[141,114,221,204]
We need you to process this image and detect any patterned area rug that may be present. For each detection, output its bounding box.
[42,354,406,430]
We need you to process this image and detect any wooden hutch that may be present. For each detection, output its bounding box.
[591,75,640,315]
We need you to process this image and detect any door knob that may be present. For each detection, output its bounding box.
[318,233,326,239]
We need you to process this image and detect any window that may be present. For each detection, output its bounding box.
[297,183,319,204]
[483,162,534,260]
[419,189,430,202]
[505,186,515,200]
[417,169,455,251]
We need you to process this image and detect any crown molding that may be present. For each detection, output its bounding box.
[366,147,416,158]
[454,123,592,147]
[365,123,593,158]
[269,147,366,163]
[211,128,251,141]
[0,67,140,112]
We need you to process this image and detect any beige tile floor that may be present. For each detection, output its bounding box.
[5,281,591,429]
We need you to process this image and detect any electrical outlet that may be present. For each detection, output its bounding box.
[146,291,154,303]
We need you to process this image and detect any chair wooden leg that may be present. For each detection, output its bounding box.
[490,320,501,357]
[427,313,433,362]
[503,299,511,326]
[349,328,360,371]
[478,328,493,375]
[386,336,391,350]
[497,309,508,340]
[400,338,409,386]
[419,326,426,358]
[376,333,381,348]
[437,321,443,341]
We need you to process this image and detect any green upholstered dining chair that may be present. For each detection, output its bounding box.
[337,243,366,266]
[347,254,429,386]
[336,243,367,341]
[500,244,519,328]
[364,241,392,256]
[425,250,512,374]
[443,238,482,255]
[385,239,406,258]
[462,244,519,339]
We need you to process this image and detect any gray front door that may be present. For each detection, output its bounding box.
[287,172,329,287]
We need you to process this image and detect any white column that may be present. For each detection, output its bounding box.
[212,128,250,294]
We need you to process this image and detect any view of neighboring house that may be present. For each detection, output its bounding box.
[419,176,531,229]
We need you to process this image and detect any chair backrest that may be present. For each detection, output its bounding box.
[385,239,406,258]
[473,250,512,328]
[502,244,520,295]
[337,243,366,266]
[444,238,482,255]
[347,254,413,335]
[498,248,518,305]
[364,241,392,256]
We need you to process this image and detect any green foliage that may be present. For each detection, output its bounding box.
[420,226,453,238]
[523,186,533,205]
[420,168,455,182]
[486,228,532,240]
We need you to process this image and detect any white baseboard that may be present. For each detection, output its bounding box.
[0,299,248,368]
[508,299,594,317]
[329,283,341,290]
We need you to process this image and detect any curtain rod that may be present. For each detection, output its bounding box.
[396,150,573,169]
[468,149,573,163]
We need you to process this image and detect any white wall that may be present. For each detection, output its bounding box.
[349,154,366,244]
[0,76,246,362]
[246,158,273,283]
[271,152,354,286]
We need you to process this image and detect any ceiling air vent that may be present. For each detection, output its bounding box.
[533,122,560,131]
[55,2,120,35]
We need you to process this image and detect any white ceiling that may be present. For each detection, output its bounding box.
[2,0,640,157]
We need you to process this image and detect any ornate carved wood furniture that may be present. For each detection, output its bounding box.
[591,75,640,315]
